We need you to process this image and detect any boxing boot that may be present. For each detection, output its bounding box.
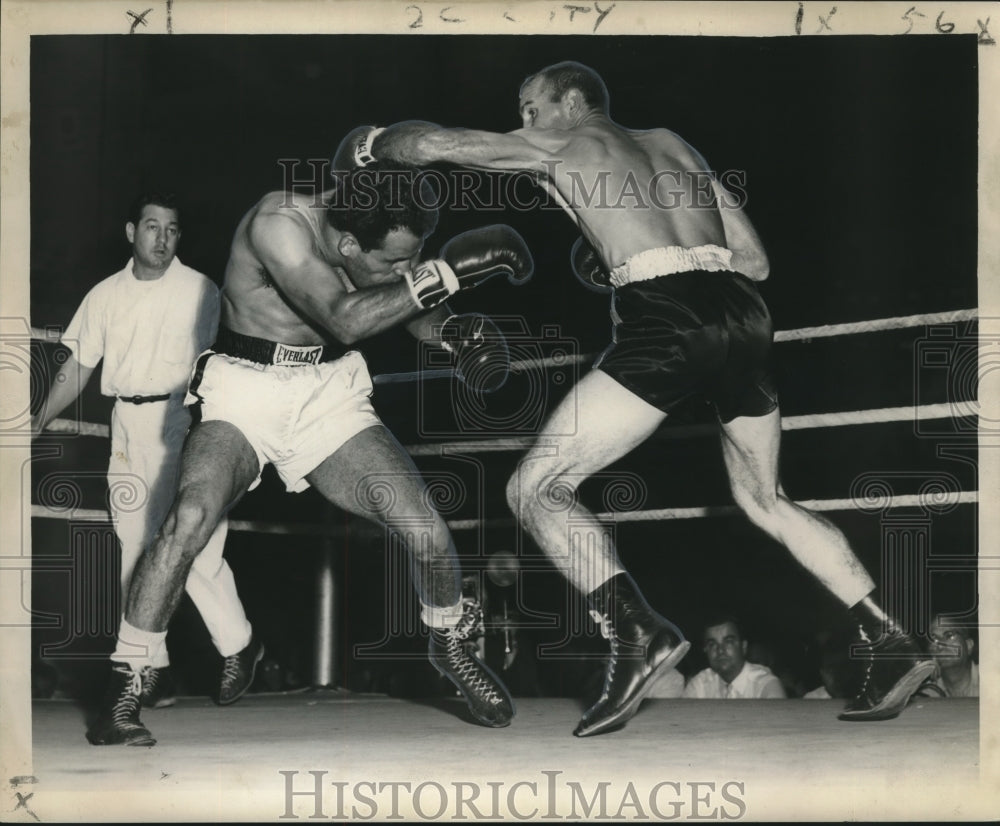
[86,664,156,746]
[428,599,515,728]
[575,573,690,737]
[838,623,935,721]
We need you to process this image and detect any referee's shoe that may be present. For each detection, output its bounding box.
[216,636,264,705]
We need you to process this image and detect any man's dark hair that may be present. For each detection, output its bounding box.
[326,166,439,251]
[703,614,745,642]
[524,61,610,115]
[128,192,181,226]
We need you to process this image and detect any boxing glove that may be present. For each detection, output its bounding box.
[440,314,511,394]
[406,224,534,310]
[331,125,384,172]
[570,236,613,294]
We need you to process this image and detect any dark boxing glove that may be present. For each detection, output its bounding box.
[440,314,511,394]
[406,224,534,310]
[570,236,613,294]
[331,125,384,172]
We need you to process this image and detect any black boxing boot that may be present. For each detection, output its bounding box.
[428,600,515,728]
[575,574,690,738]
[86,664,156,746]
[838,602,935,722]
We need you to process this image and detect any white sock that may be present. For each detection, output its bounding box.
[151,639,171,669]
[421,600,465,630]
[111,617,167,670]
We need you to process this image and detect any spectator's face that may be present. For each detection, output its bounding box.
[703,622,747,684]
[929,618,973,668]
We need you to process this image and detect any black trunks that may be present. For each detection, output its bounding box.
[595,270,778,423]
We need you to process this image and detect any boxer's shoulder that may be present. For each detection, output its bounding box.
[246,195,317,251]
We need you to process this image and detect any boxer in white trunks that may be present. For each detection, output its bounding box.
[87,169,533,745]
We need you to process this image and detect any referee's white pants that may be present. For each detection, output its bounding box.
[109,400,252,657]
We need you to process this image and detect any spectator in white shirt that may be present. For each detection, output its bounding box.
[683,616,786,699]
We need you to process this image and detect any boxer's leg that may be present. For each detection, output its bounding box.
[720,408,934,721]
[88,421,259,745]
[125,421,258,640]
[720,408,875,604]
[157,423,253,662]
[115,440,182,708]
[505,369,689,737]
[306,424,460,611]
[106,403,176,696]
[505,369,665,594]
[305,424,514,727]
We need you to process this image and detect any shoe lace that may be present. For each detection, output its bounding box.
[140,666,159,697]
[589,609,618,702]
[851,624,874,701]
[112,669,143,727]
[443,602,503,706]
[220,652,243,689]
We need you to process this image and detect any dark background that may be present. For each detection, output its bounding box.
[29,34,980,700]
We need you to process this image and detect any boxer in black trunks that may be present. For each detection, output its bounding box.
[337,61,934,736]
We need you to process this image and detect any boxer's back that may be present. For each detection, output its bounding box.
[548,120,728,270]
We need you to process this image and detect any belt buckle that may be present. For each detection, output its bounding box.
[273,342,323,366]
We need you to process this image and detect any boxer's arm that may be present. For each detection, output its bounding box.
[404,304,453,344]
[250,213,420,344]
[711,179,769,281]
[374,121,571,173]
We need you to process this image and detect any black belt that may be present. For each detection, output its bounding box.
[213,326,347,366]
[117,393,172,405]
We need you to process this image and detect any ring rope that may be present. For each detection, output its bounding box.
[30,489,980,534]
[28,307,977,351]
[408,401,972,455]
[772,308,977,342]
[36,402,975,448]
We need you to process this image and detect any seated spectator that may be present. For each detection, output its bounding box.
[919,613,979,698]
[683,616,786,699]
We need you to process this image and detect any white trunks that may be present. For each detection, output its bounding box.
[185,347,380,493]
[609,244,734,288]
